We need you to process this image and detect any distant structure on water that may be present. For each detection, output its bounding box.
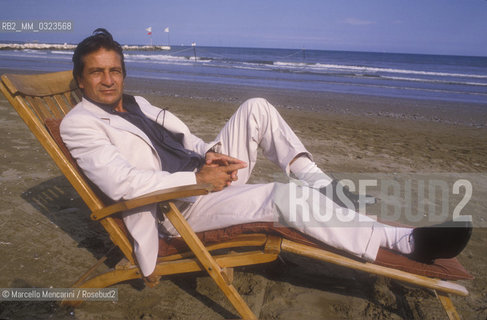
[0,43,170,51]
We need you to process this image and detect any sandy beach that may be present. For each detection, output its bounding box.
[1,69,486,319]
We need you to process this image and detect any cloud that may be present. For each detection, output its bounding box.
[343,18,376,26]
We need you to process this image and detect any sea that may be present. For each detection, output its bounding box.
[0,44,486,104]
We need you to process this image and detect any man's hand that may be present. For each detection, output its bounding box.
[205,152,246,181]
[205,152,245,167]
[196,152,247,191]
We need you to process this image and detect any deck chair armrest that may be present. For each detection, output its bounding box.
[90,183,213,221]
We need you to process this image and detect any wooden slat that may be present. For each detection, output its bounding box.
[281,239,469,297]
[44,96,63,119]
[90,184,213,221]
[158,234,269,262]
[214,250,278,269]
[24,96,47,122]
[436,291,461,320]
[222,267,234,285]
[72,255,109,288]
[33,96,54,121]
[2,70,77,96]
[74,88,82,102]
[264,235,282,254]
[53,93,71,114]
[165,202,257,320]
[74,250,278,291]
[156,250,278,277]
[100,218,135,264]
[63,91,77,110]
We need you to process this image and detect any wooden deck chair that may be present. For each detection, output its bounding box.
[1,70,473,320]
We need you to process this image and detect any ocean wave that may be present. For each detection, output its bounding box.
[380,75,487,87]
[125,53,188,62]
[274,61,487,79]
[25,49,48,54]
[50,50,74,55]
[114,52,487,82]
[0,49,72,60]
[124,53,211,63]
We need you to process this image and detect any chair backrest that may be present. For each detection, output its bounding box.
[0,70,135,262]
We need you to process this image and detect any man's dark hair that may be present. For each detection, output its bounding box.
[72,28,126,83]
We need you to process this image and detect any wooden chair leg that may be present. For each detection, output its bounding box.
[70,246,119,288]
[163,201,257,320]
[61,266,141,307]
[71,255,108,288]
[436,291,461,320]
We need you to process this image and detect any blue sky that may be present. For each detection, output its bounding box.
[1,0,486,56]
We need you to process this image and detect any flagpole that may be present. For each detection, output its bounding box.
[168,32,170,46]
[164,27,170,47]
[145,27,153,46]
[192,42,197,61]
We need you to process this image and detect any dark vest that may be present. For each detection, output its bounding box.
[93,94,204,173]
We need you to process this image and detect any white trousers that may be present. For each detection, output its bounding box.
[162,98,382,261]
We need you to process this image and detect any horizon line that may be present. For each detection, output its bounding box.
[0,40,486,58]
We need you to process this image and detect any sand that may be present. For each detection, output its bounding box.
[1,70,486,319]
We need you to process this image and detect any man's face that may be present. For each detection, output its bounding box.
[77,48,124,108]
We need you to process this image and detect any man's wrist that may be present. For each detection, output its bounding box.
[206,142,221,155]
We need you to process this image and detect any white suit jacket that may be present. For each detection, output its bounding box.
[60,96,219,276]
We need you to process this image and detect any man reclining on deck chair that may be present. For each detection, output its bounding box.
[60,28,472,279]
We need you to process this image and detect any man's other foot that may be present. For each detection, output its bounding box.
[408,220,473,264]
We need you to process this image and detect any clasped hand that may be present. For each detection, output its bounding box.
[195,152,247,192]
